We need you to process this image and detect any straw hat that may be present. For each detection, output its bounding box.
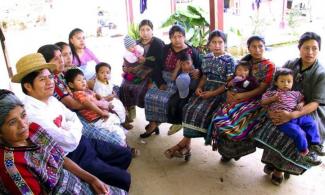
[11,53,56,83]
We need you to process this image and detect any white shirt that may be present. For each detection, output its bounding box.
[24,95,82,155]
[93,78,114,97]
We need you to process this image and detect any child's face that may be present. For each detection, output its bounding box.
[127,44,136,52]
[181,60,193,73]
[97,66,111,82]
[235,65,250,78]
[275,74,293,91]
[70,74,87,91]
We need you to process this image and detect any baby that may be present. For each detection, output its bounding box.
[225,61,258,93]
[64,68,126,143]
[122,35,154,84]
[92,62,133,129]
[261,68,324,165]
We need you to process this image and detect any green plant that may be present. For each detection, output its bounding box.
[162,5,209,53]
[128,23,140,40]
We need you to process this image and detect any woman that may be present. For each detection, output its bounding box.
[207,35,275,161]
[37,44,125,146]
[254,32,325,185]
[142,24,201,138]
[69,28,100,80]
[55,41,75,72]
[119,19,165,123]
[0,89,126,195]
[164,30,236,160]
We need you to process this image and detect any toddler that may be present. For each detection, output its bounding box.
[93,62,133,129]
[64,68,126,144]
[261,68,324,165]
[173,52,195,99]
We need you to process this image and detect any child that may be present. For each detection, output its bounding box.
[261,68,324,165]
[93,62,133,129]
[225,61,259,93]
[173,52,195,99]
[122,35,154,84]
[64,68,127,144]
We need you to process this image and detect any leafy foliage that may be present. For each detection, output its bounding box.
[128,23,140,40]
[162,5,209,52]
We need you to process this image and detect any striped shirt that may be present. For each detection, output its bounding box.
[262,89,304,112]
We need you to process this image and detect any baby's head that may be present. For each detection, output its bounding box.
[124,35,136,52]
[234,61,251,79]
[96,62,111,83]
[65,68,87,91]
[179,52,193,73]
[273,68,294,91]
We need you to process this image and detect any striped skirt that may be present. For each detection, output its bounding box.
[255,116,313,175]
[144,71,176,122]
[54,169,128,195]
[119,77,149,108]
[183,81,225,138]
[206,99,265,158]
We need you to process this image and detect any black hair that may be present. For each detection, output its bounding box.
[208,30,227,45]
[169,24,185,38]
[37,44,61,62]
[55,41,69,51]
[0,89,14,99]
[21,70,43,94]
[272,68,294,89]
[178,52,192,62]
[95,62,111,73]
[234,61,252,76]
[139,19,153,30]
[298,32,321,51]
[247,35,265,48]
[64,68,84,86]
[68,28,84,65]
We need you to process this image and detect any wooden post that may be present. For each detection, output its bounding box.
[209,0,224,31]
[125,0,134,27]
[171,0,177,14]
[0,27,12,78]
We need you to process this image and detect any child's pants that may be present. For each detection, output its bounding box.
[278,115,320,152]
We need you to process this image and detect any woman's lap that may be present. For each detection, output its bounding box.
[119,79,148,108]
[254,118,314,174]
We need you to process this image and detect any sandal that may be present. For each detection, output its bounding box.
[164,144,191,160]
[263,164,274,175]
[131,148,140,158]
[271,173,283,186]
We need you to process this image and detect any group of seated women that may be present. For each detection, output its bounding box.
[0,18,324,194]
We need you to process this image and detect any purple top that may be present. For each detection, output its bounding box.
[72,48,100,80]
[72,47,99,66]
[262,89,304,112]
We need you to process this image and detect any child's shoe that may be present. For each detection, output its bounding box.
[302,151,322,166]
[310,144,325,156]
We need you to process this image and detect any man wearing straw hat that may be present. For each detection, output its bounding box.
[11,53,132,192]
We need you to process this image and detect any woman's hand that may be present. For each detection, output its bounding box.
[268,110,293,125]
[190,69,200,80]
[89,177,109,195]
[123,66,132,73]
[200,91,214,99]
[195,87,203,96]
[137,56,146,64]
